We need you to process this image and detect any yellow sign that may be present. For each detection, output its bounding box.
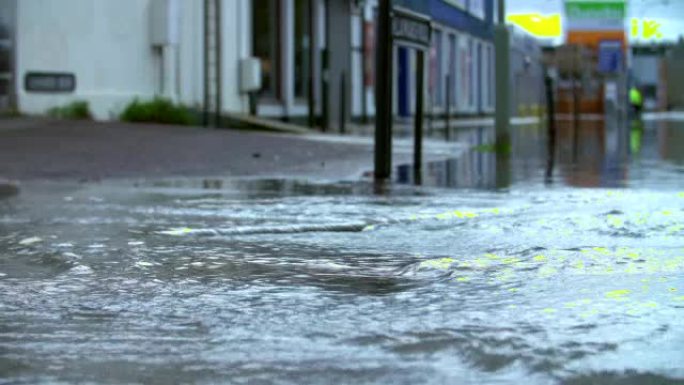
[631,18,663,39]
[507,13,562,37]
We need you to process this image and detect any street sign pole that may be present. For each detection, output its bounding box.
[494,0,510,148]
[374,0,393,180]
[414,50,425,185]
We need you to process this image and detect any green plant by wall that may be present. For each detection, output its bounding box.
[47,101,92,120]
[120,97,195,125]
[0,107,22,118]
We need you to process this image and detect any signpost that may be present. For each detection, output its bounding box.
[374,3,431,184]
[494,0,510,149]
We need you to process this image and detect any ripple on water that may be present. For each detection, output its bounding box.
[0,182,683,384]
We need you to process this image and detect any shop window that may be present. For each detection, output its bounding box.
[0,45,10,73]
[459,37,469,111]
[294,0,311,99]
[488,44,495,109]
[0,0,12,40]
[448,33,457,108]
[432,29,443,106]
[468,38,475,109]
[252,0,281,99]
[468,0,486,19]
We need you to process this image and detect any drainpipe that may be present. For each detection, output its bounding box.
[153,0,180,101]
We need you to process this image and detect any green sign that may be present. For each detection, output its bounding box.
[565,1,626,20]
[565,0,626,31]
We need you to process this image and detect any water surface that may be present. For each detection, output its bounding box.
[1,119,683,384]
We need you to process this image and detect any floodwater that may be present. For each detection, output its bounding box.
[1,118,683,384]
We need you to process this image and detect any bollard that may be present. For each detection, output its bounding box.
[339,72,347,134]
[544,73,557,183]
[321,49,330,132]
[572,75,581,162]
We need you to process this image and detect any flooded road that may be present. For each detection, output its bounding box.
[1,118,684,384]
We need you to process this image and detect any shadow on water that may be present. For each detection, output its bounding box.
[396,118,684,190]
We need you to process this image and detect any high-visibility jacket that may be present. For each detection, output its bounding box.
[630,87,643,106]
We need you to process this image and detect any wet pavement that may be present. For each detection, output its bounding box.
[1,117,684,384]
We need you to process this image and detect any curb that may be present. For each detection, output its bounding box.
[225,114,314,135]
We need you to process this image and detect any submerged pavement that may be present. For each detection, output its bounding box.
[0,118,464,182]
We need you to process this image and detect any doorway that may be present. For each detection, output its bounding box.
[0,0,15,111]
[398,46,410,117]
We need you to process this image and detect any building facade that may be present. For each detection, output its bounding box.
[355,0,497,121]
[0,0,540,125]
[0,0,352,128]
[0,0,253,120]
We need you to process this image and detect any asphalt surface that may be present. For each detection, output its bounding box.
[0,118,376,181]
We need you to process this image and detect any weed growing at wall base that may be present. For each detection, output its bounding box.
[120,97,195,126]
[47,101,92,120]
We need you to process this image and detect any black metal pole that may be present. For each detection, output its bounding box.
[445,74,451,141]
[414,50,425,186]
[321,48,329,132]
[339,72,347,134]
[374,0,393,180]
[544,72,556,183]
[572,56,580,162]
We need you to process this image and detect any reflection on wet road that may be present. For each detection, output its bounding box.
[1,119,684,384]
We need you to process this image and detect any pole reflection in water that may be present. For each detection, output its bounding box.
[395,114,683,190]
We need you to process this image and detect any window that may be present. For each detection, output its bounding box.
[293,0,311,99]
[493,0,499,24]
[476,40,482,111]
[443,0,466,9]
[252,0,280,99]
[488,44,495,109]
[0,44,10,74]
[432,29,443,106]
[0,0,12,40]
[459,36,469,111]
[468,38,475,109]
[0,0,13,73]
[480,43,487,111]
[468,0,486,19]
[448,33,457,107]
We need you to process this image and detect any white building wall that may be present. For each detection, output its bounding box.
[15,0,248,121]
[16,0,159,119]
[222,0,249,113]
[178,0,204,109]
